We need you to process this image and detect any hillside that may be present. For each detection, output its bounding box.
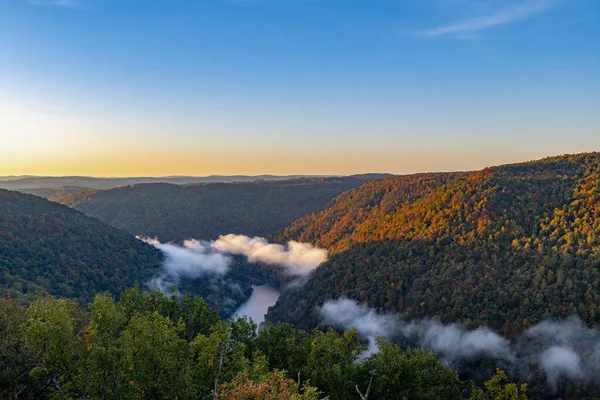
[269,153,600,335]
[21,186,87,202]
[47,177,370,242]
[0,189,163,303]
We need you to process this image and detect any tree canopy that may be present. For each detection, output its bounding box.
[0,189,163,304]
[47,178,372,242]
[271,153,600,335]
[0,288,524,400]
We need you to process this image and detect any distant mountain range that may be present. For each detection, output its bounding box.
[0,174,360,190]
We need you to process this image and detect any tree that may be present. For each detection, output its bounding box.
[193,321,248,399]
[120,311,191,399]
[86,292,128,398]
[362,337,463,400]
[0,296,33,398]
[217,352,319,400]
[306,328,365,400]
[23,297,87,399]
[469,369,528,400]
[256,323,311,380]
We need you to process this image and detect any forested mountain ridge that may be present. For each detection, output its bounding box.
[0,189,163,303]
[269,153,600,335]
[20,186,86,202]
[45,177,372,242]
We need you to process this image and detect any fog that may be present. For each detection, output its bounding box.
[320,298,600,386]
[142,238,231,292]
[143,234,327,292]
[213,234,327,276]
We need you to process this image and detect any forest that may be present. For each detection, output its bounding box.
[38,177,373,242]
[270,153,600,336]
[0,189,163,304]
[0,287,526,400]
[0,188,296,316]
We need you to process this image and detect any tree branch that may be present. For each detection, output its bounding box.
[16,384,27,399]
[52,377,68,400]
[212,346,225,400]
[355,375,373,400]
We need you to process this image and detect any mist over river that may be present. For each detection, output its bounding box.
[233,285,281,325]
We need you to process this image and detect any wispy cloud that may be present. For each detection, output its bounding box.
[418,0,559,37]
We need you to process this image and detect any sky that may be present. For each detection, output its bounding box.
[0,0,598,177]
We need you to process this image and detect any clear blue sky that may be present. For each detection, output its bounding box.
[1,0,598,176]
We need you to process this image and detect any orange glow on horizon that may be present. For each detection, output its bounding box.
[0,147,538,178]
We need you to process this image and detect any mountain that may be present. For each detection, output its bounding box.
[268,153,600,335]
[0,175,38,181]
[0,189,284,315]
[21,186,88,202]
[0,189,163,303]
[43,177,372,242]
[0,174,336,191]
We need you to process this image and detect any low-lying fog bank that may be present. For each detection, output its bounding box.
[140,234,321,318]
[321,298,600,388]
[142,234,327,292]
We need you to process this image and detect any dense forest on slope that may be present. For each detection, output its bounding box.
[0,288,525,400]
[0,188,288,316]
[43,177,371,242]
[0,189,163,303]
[270,153,600,336]
[20,186,85,202]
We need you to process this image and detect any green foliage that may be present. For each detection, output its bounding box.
[0,296,33,397]
[256,323,312,380]
[229,315,259,358]
[23,297,88,397]
[469,369,528,400]
[87,292,128,398]
[305,328,365,400]
[120,311,189,398]
[271,153,600,334]
[51,178,369,242]
[361,337,463,400]
[0,290,519,399]
[0,189,163,304]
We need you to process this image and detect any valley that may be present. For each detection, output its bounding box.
[4,0,598,396]
[2,153,600,399]
[38,177,373,242]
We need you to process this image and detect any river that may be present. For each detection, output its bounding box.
[233,284,281,325]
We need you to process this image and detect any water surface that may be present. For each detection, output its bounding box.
[233,284,281,325]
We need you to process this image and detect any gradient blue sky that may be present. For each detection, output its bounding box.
[1,0,598,176]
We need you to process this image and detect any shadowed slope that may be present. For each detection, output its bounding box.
[0,189,163,303]
[49,177,373,242]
